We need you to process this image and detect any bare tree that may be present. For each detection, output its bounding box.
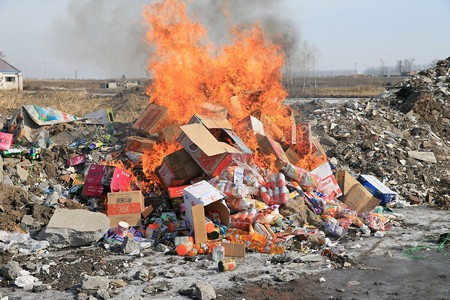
[379,58,387,77]
[310,45,320,91]
[396,59,403,75]
[403,58,415,73]
[0,51,5,59]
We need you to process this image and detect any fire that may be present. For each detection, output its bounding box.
[142,0,295,176]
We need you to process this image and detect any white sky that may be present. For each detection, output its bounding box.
[1,0,449,79]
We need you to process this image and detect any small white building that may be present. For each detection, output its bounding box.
[0,58,23,90]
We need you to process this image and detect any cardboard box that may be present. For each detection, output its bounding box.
[126,136,156,153]
[310,162,342,198]
[159,123,182,143]
[84,108,115,125]
[336,170,380,213]
[157,149,202,187]
[178,123,245,177]
[199,102,228,119]
[183,181,230,244]
[106,191,144,227]
[285,148,300,165]
[189,114,252,160]
[223,242,246,258]
[236,115,265,136]
[132,104,168,135]
[260,114,285,142]
[83,164,132,197]
[0,132,13,151]
[257,134,290,170]
[358,174,396,204]
[168,185,189,199]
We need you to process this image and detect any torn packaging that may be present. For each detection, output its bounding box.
[178,123,246,177]
[183,180,230,244]
[310,162,342,198]
[336,170,380,213]
[188,114,252,160]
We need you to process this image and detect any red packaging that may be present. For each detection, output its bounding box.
[68,154,87,167]
[0,132,13,151]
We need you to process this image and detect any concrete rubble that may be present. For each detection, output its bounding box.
[0,58,449,300]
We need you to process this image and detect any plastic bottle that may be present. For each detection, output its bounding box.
[218,258,236,272]
[176,239,194,256]
[212,244,225,262]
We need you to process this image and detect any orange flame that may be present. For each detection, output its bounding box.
[142,0,295,177]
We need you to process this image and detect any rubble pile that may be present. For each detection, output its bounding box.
[0,57,448,298]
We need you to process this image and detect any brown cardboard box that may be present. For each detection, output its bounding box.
[159,123,182,143]
[178,123,245,177]
[106,191,144,227]
[257,134,290,170]
[183,181,230,244]
[125,136,156,153]
[285,148,300,164]
[132,104,168,135]
[157,149,202,187]
[235,115,265,136]
[336,170,380,213]
[222,242,246,258]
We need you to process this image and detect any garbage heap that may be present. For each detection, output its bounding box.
[0,58,448,279]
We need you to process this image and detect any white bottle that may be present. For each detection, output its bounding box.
[212,244,225,262]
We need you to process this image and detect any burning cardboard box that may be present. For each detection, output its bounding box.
[125,136,156,153]
[132,103,168,135]
[257,134,290,170]
[156,148,202,187]
[235,115,265,136]
[183,180,230,244]
[83,164,132,197]
[106,191,144,227]
[260,114,285,143]
[189,114,252,161]
[178,123,246,177]
[336,170,380,213]
[159,123,182,143]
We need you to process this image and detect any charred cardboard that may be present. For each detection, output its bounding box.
[106,191,144,227]
[257,134,290,170]
[183,180,230,244]
[178,123,245,177]
[310,162,342,198]
[285,148,300,165]
[132,103,168,135]
[125,136,156,153]
[336,170,380,213]
[188,114,252,160]
[157,148,202,187]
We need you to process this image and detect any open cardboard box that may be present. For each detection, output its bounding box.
[125,136,156,153]
[178,123,246,177]
[336,170,380,213]
[183,180,230,244]
[132,103,168,135]
[156,148,202,187]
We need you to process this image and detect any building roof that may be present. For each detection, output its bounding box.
[0,58,21,73]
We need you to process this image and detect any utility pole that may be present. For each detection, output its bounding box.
[75,69,78,80]
[44,62,47,79]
